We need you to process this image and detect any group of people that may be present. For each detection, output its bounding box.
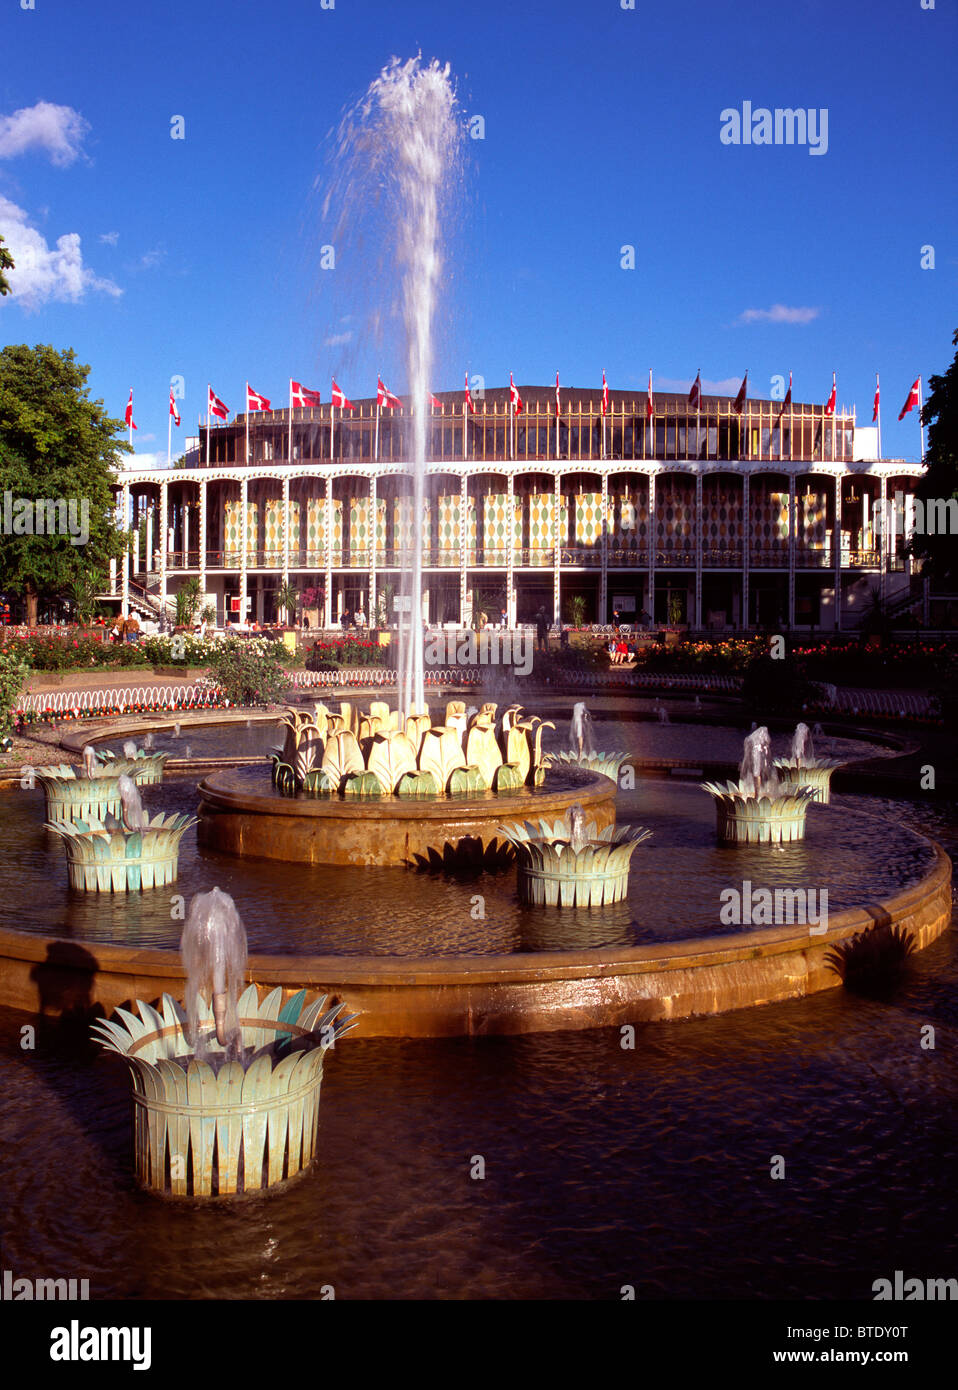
[110,613,141,643]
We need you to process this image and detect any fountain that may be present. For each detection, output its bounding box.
[92,888,357,1196]
[47,774,196,892]
[97,736,169,786]
[773,722,843,804]
[498,804,652,908]
[545,702,629,783]
[35,746,141,824]
[701,726,816,844]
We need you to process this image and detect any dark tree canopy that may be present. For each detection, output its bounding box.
[912,329,958,585]
[0,344,129,623]
[0,234,13,297]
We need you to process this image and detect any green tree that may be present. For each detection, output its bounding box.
[911,329,958,585]
[275,580,298,625]
[174,576,202,628]
[0,234,13,297]
[0,345,128,624]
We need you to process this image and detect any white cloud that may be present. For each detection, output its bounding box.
[738,304,820,325]
[137,248,165,270]
[0,195,121,308]
[99,231,119,246]
[324,331,353,347]
[120,451,171,471]
[0,101,89,167]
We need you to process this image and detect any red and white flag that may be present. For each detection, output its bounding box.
[824,372,837,417]
[509,373,523,414]
[125,389,137,431]
[169,386,180,427]
[778,371,792,420]
[872,375,880,423]
[291,380,321,408]
[377,377,402,409]
[733,372,748,414]
[898,377,920,421]
[688,371,702,411]
[331,379,354,410]
[555,371,561,418]
[246,384,271,412]
[602,370,609,416]
[646,368,654,421]
[464,373,475,414]
[208,386,229,420]
[429,391,442,409]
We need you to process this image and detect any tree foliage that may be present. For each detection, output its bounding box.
[0,234,13,297]
[0,344,128,622]
[911,328,958,585]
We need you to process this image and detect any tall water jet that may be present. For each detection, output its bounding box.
[181,887,248,1056]
[570,703,594,757]
[327,57,462,715]
[738,726,778,798]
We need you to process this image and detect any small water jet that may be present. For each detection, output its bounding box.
[498,804,652,908]
[773,721,843,804]
[547,702,628,783]
[701,726,816,845]
[92,888,357,1197]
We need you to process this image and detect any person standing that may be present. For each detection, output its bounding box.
[125,611,140,643]
[535,607,549,653]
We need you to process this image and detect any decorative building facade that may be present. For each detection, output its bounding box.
[111,386,923,631]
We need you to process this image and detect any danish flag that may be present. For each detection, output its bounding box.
[898,377,920,421]
[509,373,523,414]
[464,373,475,413]
[377,377,402,409]
[824,372,837,417]
[208,386,229,420]
[778,371,792,421]
[646,368,654,421]
[555,371,561,418]
[246,384,271,412]
[169,386,180,427]
[124,389,137,430]
[291,380,321,408]
[733,371,748,414]
[429,391,442,409]
[602,370,609,416]
[331,380,354,410]
[872,375,880,423]
[688,372,702,411]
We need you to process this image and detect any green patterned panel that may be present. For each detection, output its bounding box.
[306,498,325,566]
[574,492,603,547]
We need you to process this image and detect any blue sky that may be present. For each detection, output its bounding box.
[0,0,955,464]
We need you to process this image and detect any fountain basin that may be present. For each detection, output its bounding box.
[773,759,842,804]
[197,765,617,867]
[47,810,197,892]
[97,749,170,786]
[35,763,140,824]
[93,987,357,1196]
[702,781,817,844]
[499,816,651,908]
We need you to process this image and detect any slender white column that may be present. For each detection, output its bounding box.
[787,474,796,629]
[553,471,561,626]
[369,474,377,623]
[878,473,887,604]
[599,471,609,622]
[239,475,248,624]
[325,473,333,629]
[742,473,750,630]
[159,481,168,620]
[282,473,290,587]
[198,480,207,599]
[647,471,656,623]
[121,483,130,616]
[506,471,515,626]
[694,470,703,630]
[459,472,468,624]
[145,504,154,574]
[834,473,843,632]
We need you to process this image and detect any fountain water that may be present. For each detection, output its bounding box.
[571,703,594,757]
[738,726,778,798]
[143,732,155,752]
[773,721,843,804]
[181,887,248,1057]
[329,57,461,715]
[81,744,98,779]
[122,739,137,759]
[118,774,146,831]
[702,726,815,844]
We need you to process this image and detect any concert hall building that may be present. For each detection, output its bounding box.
[111,385,923,632]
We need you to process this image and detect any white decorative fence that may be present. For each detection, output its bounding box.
[286,667,483,689]
[828,687,933,719]
[15,684,223,716]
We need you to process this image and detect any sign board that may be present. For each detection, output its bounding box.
[392,595,413,613]
[611,594,637,613]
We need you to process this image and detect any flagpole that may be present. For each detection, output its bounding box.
[555,375,559,462]
[918,377,925,463]
[168,399,172,468]
[463,398,468,462]
[206,387,211,467]
[331,403,336,461]
[288,380,293,466]
[375,381,381,463]
[129,390,133,447]
[876,374,882,461]
[245,383,250,464]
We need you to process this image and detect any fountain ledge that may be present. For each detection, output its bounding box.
[0,842,948,1035]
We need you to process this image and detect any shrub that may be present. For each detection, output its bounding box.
[305,637,387,671]
[0,648,28,737]
[204,637,289,706]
